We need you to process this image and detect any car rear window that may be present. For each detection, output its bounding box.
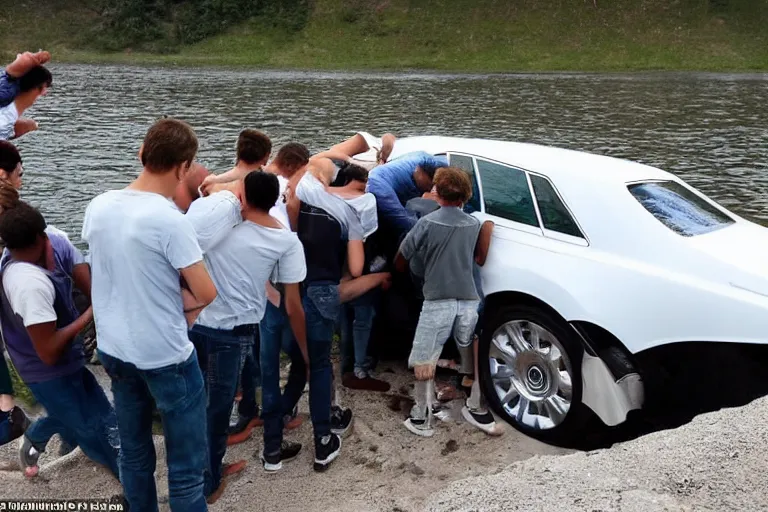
[628,181,734,237]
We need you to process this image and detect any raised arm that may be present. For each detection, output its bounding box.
[5,51,50,78]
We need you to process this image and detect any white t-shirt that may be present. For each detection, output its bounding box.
[270,175,291,228]
[185,191,242,253]
[187,193,306,329]
[3,262,56,327]
[352,132,383,163]
[296,173,364,240]
[82,189,203,370]
[0,103,18,141]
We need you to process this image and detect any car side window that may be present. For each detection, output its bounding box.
[476,159,539,227]
[448,154,481,214]
[530,175,583,238]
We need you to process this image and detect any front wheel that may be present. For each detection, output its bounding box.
[479,303,586,444]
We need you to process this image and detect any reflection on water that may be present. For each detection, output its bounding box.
[12,65,768,248]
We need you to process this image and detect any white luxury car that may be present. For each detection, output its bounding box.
[387,136,768,442]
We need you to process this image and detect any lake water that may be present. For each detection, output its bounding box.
[12,65,768,248]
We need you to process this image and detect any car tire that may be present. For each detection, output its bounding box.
[479,303,587,444]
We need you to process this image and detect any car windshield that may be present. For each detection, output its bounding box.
[628,181,734,237]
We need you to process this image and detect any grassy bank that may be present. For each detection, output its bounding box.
[2,0,768,71]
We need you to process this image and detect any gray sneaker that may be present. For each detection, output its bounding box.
[19,435,41,476]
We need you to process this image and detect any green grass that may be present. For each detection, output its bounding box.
[8,361,36,408]
[3,0,768,71]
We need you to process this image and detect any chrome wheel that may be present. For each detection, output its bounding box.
[488,320,574,430]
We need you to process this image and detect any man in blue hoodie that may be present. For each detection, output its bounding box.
[366,151,448,260]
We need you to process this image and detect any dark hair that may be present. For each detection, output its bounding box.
[0,141,21,174]
[335,162,368,186]
[434,167,472,203]
[237,130,272,165]
[274,143,310,175]
[244,170,280,212]
[420,161,441,180]
[19,66,53,93]
[141,118,198,174]
[0,201,47,250]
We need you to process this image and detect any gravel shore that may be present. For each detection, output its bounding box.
[426,395,768,512]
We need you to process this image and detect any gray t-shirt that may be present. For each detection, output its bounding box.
[399,206,481,301]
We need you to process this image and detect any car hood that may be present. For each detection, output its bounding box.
[688,222,768,297]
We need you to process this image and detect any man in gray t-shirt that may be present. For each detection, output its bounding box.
[396,167,502,438]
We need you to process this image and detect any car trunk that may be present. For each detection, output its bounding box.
[688,222,768,297]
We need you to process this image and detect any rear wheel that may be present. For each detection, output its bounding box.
[480,303,586,443]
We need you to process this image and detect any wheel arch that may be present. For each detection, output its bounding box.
[483,291,645,427]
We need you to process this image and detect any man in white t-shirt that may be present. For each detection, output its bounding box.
[82,119,218,511]
[185,170,309,480]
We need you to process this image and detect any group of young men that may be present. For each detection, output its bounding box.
[0,49,504,511]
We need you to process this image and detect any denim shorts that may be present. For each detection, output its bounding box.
[408,299,480,368]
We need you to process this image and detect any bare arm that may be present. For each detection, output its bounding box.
[284,283,309,368]
[6,51,50,78]
[72,263,91,300]
[474,220,494,266]
[179,261,217,317]
[394,250,408,273]
[26,308,93,366]
[346,239,364,278]
[13,119,38,139]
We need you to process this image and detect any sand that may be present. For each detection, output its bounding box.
[0,363,568,511]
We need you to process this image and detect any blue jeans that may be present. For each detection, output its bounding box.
[99,349,208,512]
[238,329,260,419]
[189,324,253,496]
[25,367,119,477]
[301,284,340,444]
[340,290,378,374]
[260,302,307,456]
[0,72,19,108]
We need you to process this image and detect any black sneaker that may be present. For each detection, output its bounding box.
[330,406,353,436]
[313,434,341,472]
[259,441,302,472]
[8,407,30,444]
[461,406,504,436]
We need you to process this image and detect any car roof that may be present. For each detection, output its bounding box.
[389,136,675,185]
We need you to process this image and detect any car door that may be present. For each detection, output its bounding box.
[449,154,590,302]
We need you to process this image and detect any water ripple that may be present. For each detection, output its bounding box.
[12,65,768,248]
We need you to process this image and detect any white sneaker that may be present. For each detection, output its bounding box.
[461,406,504,436]
[404,417,434,437]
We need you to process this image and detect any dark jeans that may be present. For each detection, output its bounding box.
[340,289,378,374]
[0,353,13,395]
[238,329,261,419]
[300,284,340,445]
[189,324,253,496]
[26,367,119,476]
[260,302,307,456]
[99,349,208,512]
